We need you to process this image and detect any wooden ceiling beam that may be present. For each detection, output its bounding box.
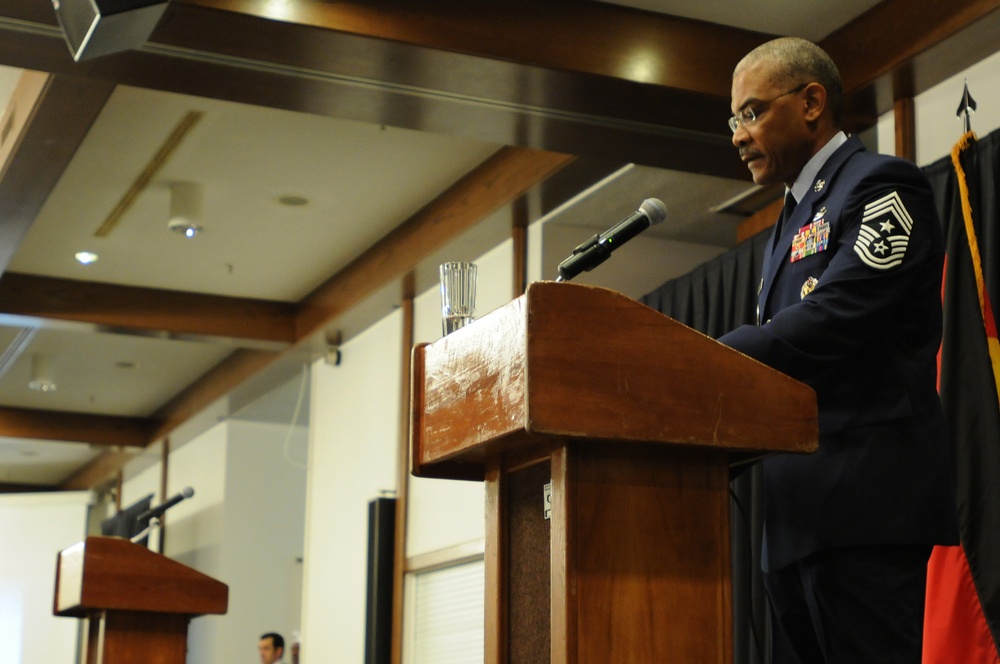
[149,347,279,441]
[1,1,999,177]
[0,0,753,178]
[0,482,59,493]
[61,448,142,491]
[0,405,151,447]
[822,0,1000,103]
[168,0,759,97]
[0,273,296,348]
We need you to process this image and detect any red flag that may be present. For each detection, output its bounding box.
[923,132,1000,664]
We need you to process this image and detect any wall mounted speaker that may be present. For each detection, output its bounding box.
[364,496,396,664]
[52,0,169,61]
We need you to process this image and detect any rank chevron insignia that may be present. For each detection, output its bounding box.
[854,191,913,269]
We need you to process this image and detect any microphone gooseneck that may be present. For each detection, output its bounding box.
[136,486,195,523]
[556,197,666,281]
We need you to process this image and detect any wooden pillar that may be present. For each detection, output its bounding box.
[894,96,916,162]
[391,272,415,664]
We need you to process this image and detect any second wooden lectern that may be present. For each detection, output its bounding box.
[54,536,228,664]
[411,281,817,663]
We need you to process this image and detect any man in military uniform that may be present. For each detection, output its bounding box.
[719,37,958,663]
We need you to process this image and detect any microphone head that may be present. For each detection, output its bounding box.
[181,486,195,499]
[640,198,666,226]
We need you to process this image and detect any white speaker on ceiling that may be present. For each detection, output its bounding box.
[52,0,169,61]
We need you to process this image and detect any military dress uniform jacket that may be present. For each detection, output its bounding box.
[719,135,959,572]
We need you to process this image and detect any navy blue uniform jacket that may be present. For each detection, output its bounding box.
[719,136,959,572]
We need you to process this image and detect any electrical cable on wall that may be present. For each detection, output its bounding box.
[282,363,309,469]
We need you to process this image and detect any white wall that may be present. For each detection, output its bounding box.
[405,240,514,559]
[116,415,308,664]
[0,491,91,664]
[160,425,229,664]
[301,311,403,662]
[218,419,307,663]
[299,239,516,662]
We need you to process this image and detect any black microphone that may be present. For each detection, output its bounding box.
[556,197,667,281]
[137,487,194,522]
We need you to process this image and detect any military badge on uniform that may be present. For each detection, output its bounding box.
[790,216,830,262]
[854,191,913,269]
[800,277,819,298]
[813,179,826,192]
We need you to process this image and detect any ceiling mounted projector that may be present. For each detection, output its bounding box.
[52,0,169,61]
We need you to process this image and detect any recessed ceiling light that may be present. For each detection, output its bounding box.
[28,355,56,393]
[168,181,205,238]
[75,251,99,265]
[168,219,204,238]
[277,195,309,207]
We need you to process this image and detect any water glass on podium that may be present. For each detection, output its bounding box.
[439,261,477,335]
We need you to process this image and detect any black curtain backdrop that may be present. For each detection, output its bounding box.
[639,127,1000,664]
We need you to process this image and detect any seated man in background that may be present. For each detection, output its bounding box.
[258,632,285,664]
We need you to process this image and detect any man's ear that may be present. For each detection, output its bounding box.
[802,82,827,123]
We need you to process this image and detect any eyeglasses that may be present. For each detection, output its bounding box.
[728,83,808,133]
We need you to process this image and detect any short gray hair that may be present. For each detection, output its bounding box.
[735,37,843,124]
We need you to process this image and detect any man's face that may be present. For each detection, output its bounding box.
[730,61,811,188]
[259,637,282,664]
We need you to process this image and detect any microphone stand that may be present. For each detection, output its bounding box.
[129,516,161,545]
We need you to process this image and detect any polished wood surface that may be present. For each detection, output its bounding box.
[85,611,190,664]
[553,445,732,663]
[412,281,817,479]
[54,536,228,617]
[412,285,817,662]
[54,537,227,663]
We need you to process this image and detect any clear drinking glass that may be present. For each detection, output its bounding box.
[439,261,477,335]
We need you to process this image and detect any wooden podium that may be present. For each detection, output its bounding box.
[54,536,228,664]
[410,282,817,663]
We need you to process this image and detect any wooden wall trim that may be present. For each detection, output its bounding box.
[736,198,784,244]
[392,275,415,664]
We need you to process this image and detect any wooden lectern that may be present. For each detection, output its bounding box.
[410,282,817,663]
[54,536,228,664]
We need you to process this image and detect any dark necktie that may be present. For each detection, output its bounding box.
[779,191,797,236]
[770,191,797,256]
